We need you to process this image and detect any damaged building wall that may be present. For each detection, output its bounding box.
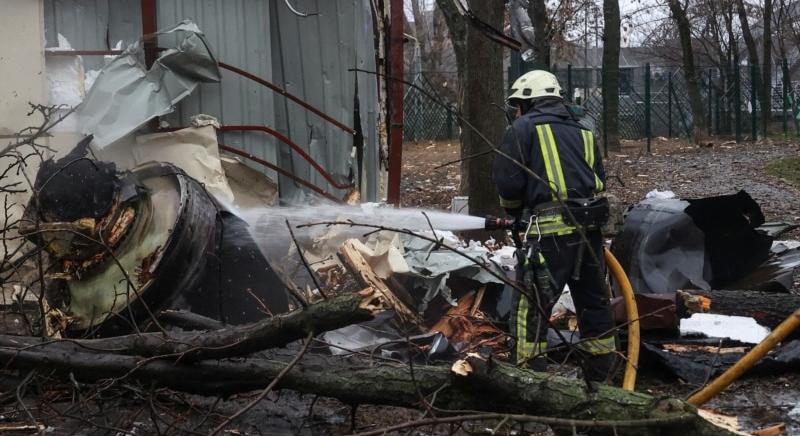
[0,1,47,134]
[162,0,381,201]
[41,0,381,202]
[262,0,380,202]
[0,0,51,261]
[155,0,279,184]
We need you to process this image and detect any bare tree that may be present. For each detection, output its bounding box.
[667,0,709,143]
[435,0,467,104]
[762,0,773,137]
[460,0,504,217]
[602,0,621,152]
[735,0,762,138]
[528,0,551,68]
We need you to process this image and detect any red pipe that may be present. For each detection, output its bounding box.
[219,125,354,190]
[140,0,158,68]
[218,62,355,136]
[46,50,125,56]
[387,0,404,205]
[218,144,341,203]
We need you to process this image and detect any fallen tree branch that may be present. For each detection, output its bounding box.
[687,289,800,335]
[0,292,380,361]
[156,310,225,331]
[0,348,734,435]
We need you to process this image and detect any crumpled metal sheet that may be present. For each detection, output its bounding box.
[400,234,505,312]
[78,21,221,147]
[726,244,800,292]
[642,340,800,384]
[612,191,773,294]
[612,197,711,293]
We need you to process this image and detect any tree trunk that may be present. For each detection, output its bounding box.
[0,348,734,435]
[761,0,773,138]
[735,0,761,138]
[410,0,430,72]
[0,293,376,362]
[527,0,550,69]
[688,289,800,336]
[724,4,738,135]
[435,0,467,103]
[460,0,504,218]
[602,0,621,152]
[735,0,760,66]
[667,0,709,144]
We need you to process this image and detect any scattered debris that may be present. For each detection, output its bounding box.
[679,314,771,344]
[612,190,792,294]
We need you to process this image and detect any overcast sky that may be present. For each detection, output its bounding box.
[406,0,671,48]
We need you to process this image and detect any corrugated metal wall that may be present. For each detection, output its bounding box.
[157,0,280,184]
[268,0,380,201]
[44,0,142,71]
[43,0,380,202]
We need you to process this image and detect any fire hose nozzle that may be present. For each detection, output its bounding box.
[484,215,526,231]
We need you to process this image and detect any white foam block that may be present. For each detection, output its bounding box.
[679,313,771,344]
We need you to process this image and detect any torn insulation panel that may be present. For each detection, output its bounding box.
[77,20,221,147]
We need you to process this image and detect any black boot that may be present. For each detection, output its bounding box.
[583,353,619,383]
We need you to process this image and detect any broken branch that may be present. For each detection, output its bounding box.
[0,292,378,361]
[0,349,733,435]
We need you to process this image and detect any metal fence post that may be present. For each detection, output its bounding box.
[645,64,652,152]
[751,63,758,140]
[668,71,673,138]
[602,66,608,157]
[707,68,713,130]
[783,58,789,138]
[567,64,573,103]
[446,106,453,139]
[735,63,742,142]
[715,70,721,135]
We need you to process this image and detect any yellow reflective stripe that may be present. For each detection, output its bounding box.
[581,129,604,193]
[515,295,529,363]
[527,213,577,236]
[536,125,559,201]
[594,174,605,192]
[580,335,616,355]
[543,125,568,200]
[532,227,575,236]
[515,297,548,364]
[582,130,592,167]
[499,197,523,209]
[583,130,595,167]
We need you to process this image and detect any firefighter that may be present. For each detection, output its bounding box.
[492,70,617,382]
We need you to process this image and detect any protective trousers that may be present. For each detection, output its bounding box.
[511,230,616,367]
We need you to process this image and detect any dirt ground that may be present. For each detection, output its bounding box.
[402,137,800,229]
[400,139,462,210]
[399,136,800,434]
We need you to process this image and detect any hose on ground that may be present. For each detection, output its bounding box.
[604,247,640,391]
[688,308,800,406]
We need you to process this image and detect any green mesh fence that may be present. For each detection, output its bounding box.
[403,73,458,142]
[402,63,797,144]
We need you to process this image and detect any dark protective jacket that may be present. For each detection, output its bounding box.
[492,98,606,213]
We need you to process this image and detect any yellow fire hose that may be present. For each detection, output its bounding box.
[687,308,800,406]
[603,247,640,391]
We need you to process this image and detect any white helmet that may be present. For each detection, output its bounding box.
[507,70,562,101]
